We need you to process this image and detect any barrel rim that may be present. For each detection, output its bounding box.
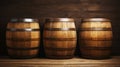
[83,18,110,22]
[46,18,74,22]
[10,18,38,22]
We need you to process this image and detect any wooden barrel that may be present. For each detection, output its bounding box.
[6,18,40,59]
[43,18,77,59]
[79,18,113,59]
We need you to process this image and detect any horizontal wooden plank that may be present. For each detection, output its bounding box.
[85,5,117,12]
[0,56,120,67]
[80,0,118,5]
[0,0,80,7]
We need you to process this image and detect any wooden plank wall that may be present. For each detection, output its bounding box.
[0,0,120,56]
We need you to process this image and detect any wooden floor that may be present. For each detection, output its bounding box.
[0,56,120,67]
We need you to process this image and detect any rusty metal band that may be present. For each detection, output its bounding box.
[44,38,77,41]
[82,21,110,22]
[7,47,39,50]
[48,55,74,57]
[9,22,38,23]
[9,55,37,59]
[46,21,74,23]
[46,18,74,22]
[82,18,110,22]
[7,28,40,31]
[79,39,112,41]
[80,47,111,50]
[44,28,76,31]
[10,18,38,22]
[45,47,75,51]
[79,28,112,31]
[6,38,40,41]
[81,55,110,59]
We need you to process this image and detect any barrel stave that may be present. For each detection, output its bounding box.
[79,18,112,59]
[44,18,77,59]
[6,18,40,59]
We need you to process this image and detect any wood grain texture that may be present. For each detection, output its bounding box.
[0,56,120,67]
[6,19,40,58]
[79,18,113,59]
[43,18,77,59]
[0,0,119,56]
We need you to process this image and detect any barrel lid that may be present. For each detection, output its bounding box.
[83,18,110,22]
[46,18,74,22]
[10,18,38,22]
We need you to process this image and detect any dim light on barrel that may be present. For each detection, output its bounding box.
[79,18,113,59]
[6,18,40,59]
[43,18,77,59]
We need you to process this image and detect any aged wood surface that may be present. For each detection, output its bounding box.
[0,0,120,56]
[0,56,120,67]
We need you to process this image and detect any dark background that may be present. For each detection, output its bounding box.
[0,0,120,56]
